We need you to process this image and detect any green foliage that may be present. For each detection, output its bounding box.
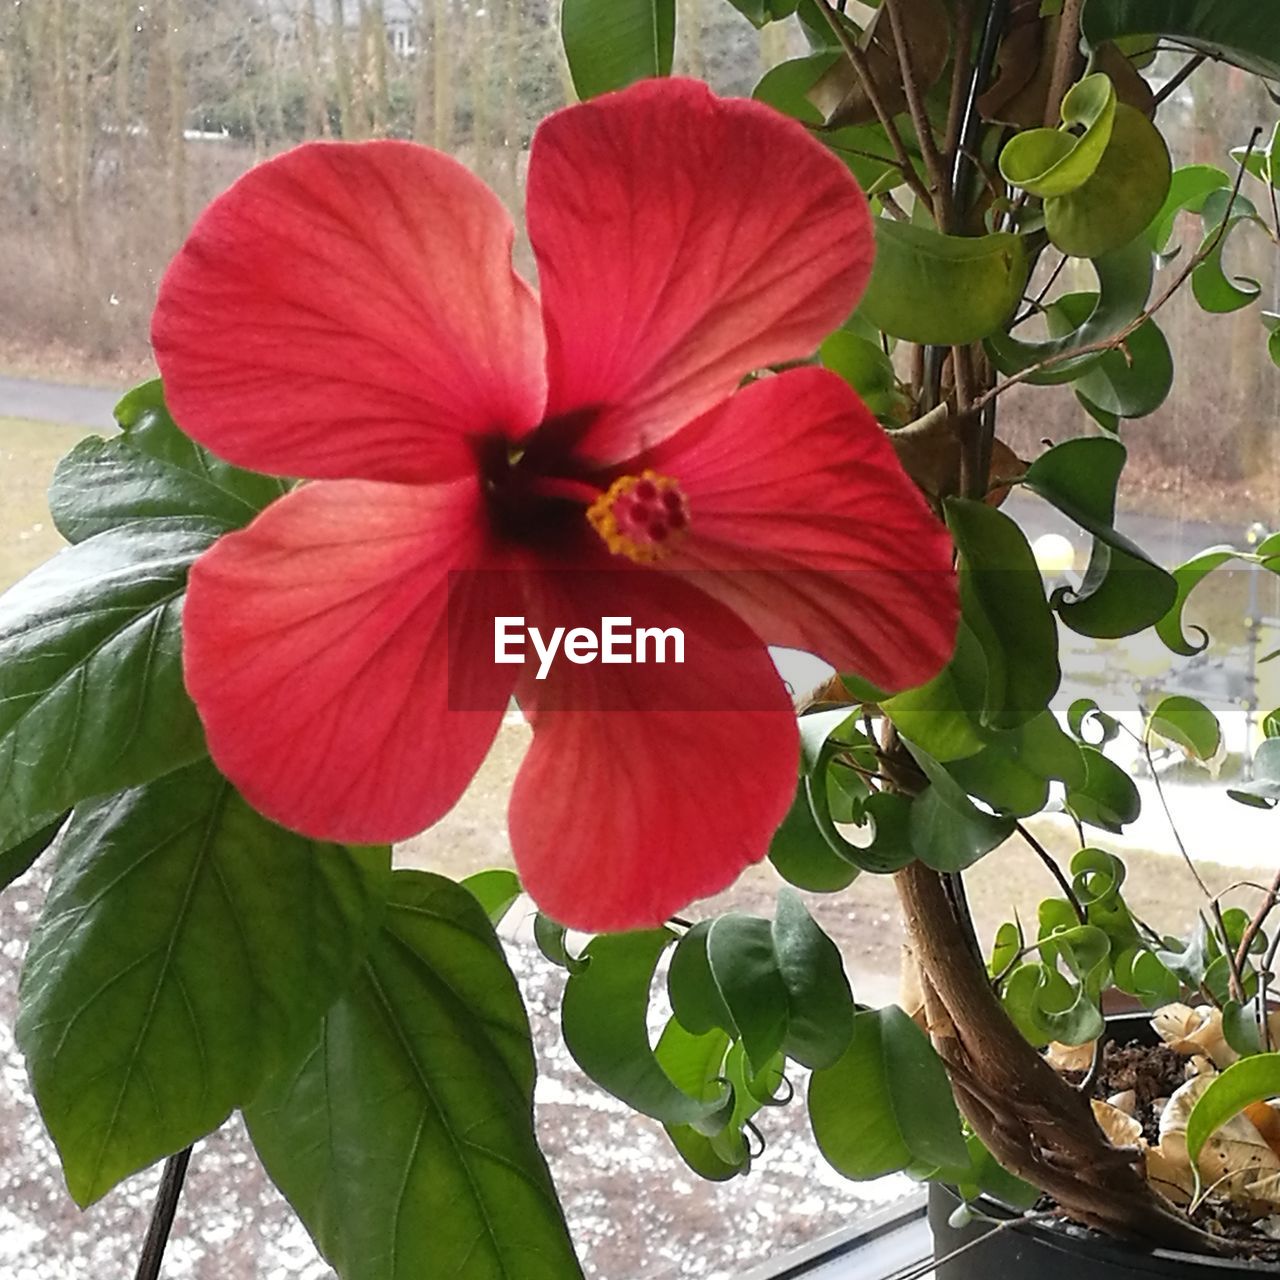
[17,761,392,1206]
[1186,1054,1280,1179]
[1146,695,1221,761]
[945,499,1061,729]
[858,223,1028,345]
[246,871,582,1280]
[1000,74,1118,199]
[1082,0,1280,80]
[48,379,288,543]
[560,0,675,99]
[1022,437,1176,636]
[808,1006,969,1179]
[0,521,214,852]
[902,740,1016,871]
[0,812,68,892]
[1044,105,1171,258]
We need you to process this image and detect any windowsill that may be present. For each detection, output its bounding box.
[741,1191,932,1279]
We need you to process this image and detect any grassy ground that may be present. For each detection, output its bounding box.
[0,417,87,590]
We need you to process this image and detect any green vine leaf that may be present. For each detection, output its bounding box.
[809,1006,969,1179]
[857,223,1028,346]
[17,760,392,1207]
[988,236,1154,385]
[247,870,581,1280]
[999,74,1117,199]
[562,929,735,1132]
[944,499,1061,730]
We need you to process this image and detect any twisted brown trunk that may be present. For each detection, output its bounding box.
[896,859,1220,1252]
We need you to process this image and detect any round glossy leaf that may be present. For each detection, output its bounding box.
[809,1006,969,1180]
[988,236,1154,385]
[1147,695,1221,761]
[857,222,1028,346]
[1146,163,1230,255]
[1066,746,1141,832]
[1045,104,1172,259]
[754,55,909,190]
[999,74,1117,198]
[562,929,734,1132]
[944,498,1061,730]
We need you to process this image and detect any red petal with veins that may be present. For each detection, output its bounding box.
[649,367,959,693]
[153,141,545,484]
[508,568,798,931]
[183,478,513,842]
[528,78,874,465]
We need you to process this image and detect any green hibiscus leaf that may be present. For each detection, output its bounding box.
[17,760,392,1207]
[246,870,580,1280]
[560,0,674,99]
[724,0,799,26]
[0,812,69,893]
[0,522,216,853]
[48,378,289,544]
[460,868,523,926]
[1082,0,1280,81]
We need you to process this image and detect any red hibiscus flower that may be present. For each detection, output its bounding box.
[153,77,957,931]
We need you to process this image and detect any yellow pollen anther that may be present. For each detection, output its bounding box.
[587,470,690,564]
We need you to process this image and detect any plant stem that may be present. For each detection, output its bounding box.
[1152,54,1205,110]
[1042,0,1083,127]
[1016,822,1085,923]
[883,0,953,229]
[1233,865,1280,978]
[943,0,974,170]
[811,0,935,211]
[134,1147,193,1280]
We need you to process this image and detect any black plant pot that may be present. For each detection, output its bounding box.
[928,1183,1280,1278]
[928,1012,1280,1277]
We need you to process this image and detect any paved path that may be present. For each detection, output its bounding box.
[0,374,1258,563]
[0,376,119,431]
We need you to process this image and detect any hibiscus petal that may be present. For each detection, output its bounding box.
[183,478,513,842]
[649,367,958,693]
[527,77,873,464]
[508,569,798,931]
[154,141,546,483]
